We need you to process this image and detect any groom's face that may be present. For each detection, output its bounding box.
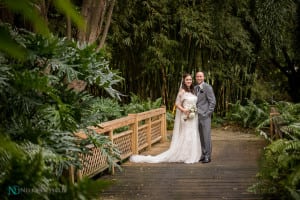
[196,72,204,84]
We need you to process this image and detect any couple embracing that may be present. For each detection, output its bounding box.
[130,72,216,164]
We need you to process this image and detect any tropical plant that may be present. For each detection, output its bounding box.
[0,27,122,199]
[123,93,162,114]
[256,102,300,139]
[225,100,300,199]
[249,138,300,200]
[248,102,300,199]
[0,0,84,59]
[0,1,125,199]
[226,99,269,128]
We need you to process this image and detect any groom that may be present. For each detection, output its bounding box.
[195,71,216,163]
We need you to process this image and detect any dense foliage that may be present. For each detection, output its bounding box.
[251,102,300,199]
[108,0,300,113]
[0,27,124,199]
[227,100,300,199]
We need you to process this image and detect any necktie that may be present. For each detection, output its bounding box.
[197,85,201,95]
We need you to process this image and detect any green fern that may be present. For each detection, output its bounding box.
[0,28,125,200]
[282,123,300,140]
[124,93,162,114]
[250,138,300,199]
[226,99,269,128]
[227,100,300,199]
[0,137,56,200]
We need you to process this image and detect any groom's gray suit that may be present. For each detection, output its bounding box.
[195,82,216,161]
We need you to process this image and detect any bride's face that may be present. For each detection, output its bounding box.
[184,76,192,87]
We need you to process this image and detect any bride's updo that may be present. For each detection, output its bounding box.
[181,73,195,94]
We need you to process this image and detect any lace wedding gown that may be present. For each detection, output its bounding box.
[130,91,201,164]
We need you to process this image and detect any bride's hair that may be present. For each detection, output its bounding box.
[181,73,195,94]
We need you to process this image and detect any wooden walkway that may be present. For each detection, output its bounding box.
[99,128,266,200]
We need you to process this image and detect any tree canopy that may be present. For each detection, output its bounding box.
[107,0,300,111]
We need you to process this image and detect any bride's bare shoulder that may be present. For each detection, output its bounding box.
[178,89,186,95]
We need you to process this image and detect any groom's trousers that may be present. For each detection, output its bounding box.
[198,116,212,158]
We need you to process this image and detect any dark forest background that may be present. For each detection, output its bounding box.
[1,0,299,114]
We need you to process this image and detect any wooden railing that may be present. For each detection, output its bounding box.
[270,106,282,140]
[69,107,167,182]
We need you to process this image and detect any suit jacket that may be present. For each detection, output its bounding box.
[194,82,216,119]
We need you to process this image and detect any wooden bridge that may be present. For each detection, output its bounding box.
[99,128,266,200]
[71,107,271,199]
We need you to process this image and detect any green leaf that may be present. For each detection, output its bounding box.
[0,26,26,59]
[1,0,50,35]
[53,0,85,29]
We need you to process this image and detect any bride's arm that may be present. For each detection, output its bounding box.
[175,89,189,115]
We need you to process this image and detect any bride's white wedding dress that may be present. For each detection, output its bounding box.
[130,91,201,164]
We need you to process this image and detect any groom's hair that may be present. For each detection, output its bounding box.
[196,71,205,76]
[181,73,195,94]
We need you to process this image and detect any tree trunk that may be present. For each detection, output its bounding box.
[77,0,92,42]
[37,0,48,24]
[161,66,168,107]
[97,0,115,51]
[77,0,115,47]
[66,15,71,39]
[87,0,105,43]
[0,3,14,24]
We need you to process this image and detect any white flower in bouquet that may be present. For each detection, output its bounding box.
[183,104,197,121]
[188,112,195,119]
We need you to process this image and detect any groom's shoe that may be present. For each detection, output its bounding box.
[199,157,205,162]
[202,157,211,163]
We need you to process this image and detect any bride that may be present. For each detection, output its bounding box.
[130,73,201,164]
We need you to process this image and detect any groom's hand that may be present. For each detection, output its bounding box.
[201,112,210,119]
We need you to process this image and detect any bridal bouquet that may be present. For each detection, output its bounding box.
[183,105,197,121]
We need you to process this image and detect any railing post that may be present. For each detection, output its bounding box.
[69,165,74,184]
[270,106,280,140]
[77,169,82,181]
[270,109,274,140]
[108,129,115,175]
[129,113,138,154]
[146,118,152,149]
[161,106,167,142]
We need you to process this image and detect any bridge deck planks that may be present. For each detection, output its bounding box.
[99,129,266,200]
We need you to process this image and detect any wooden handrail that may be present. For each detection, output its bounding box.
[70,107,167,182]
[270,106,281,140]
